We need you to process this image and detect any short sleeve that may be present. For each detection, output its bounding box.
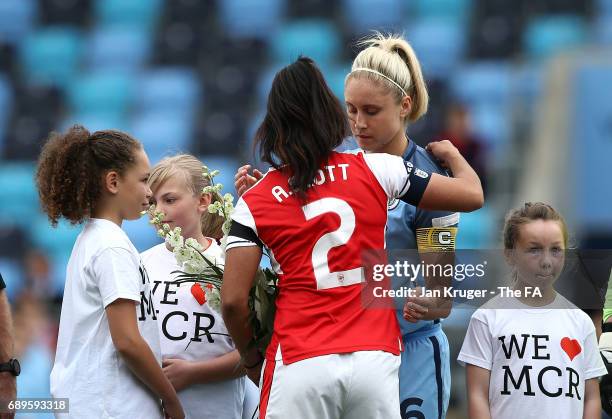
[227,198,262,250]
[457,311,493,370]
[231,198,257,231]
[363,153,432,206]
[0,273,5,290]
[583,324,607,379]
[91,247,141,308]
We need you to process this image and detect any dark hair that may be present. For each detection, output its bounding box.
[36,125,141,226]
[254,56,349,196]
[503,202,569,250]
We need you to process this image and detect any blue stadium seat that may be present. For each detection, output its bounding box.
[123,216,160,253]
[29,216,81,260]
[450,62,513,108]
[243,112,269,172]
[196,155,241,197]
[271,20,341,68]
[524,15,587,59]
[13,343,53,398]
[4,84,63,160]
[67,71,135,116]
[40,0,90,25]
[196,109,245,155]
[0,225,28,262]
[131,111,192,162]
[450,62,513,155]
[512,63,544,109]
[510,63,544,137]
[289,0,336,19]
[218,0,286,40]
[456,207,495,249]
[411,0,472,22]
[406,18,466,78]
[0,0,37,46]
[20,26,82,88]
[469,105,511,156]
[94,0,163,30]
[0,258,24,301]
[596,0,612,17]
[135,68,201,115]
[0,74,13,154]
[341,0,405,34]
[256,66,281,106]
[594,16,612,45]
[0,163,38,227]
[49,249,72,296]
[572,64,612,230]
[324,64,352,103]
[60,112,129,133]
[88,25,151,72]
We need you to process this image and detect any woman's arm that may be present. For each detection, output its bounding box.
[583,378,601,419]
[419,140,484,212]
[221,245,263,384]
[162,350,244,391]
[466,364,492,419]
[403,251,454,322]
[106,299,184,419]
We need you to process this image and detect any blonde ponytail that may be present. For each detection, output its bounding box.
[348,32,429,123]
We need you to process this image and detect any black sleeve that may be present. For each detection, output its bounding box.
[228,221,264,249]
[399,162,432,207]
[0,273,5,290]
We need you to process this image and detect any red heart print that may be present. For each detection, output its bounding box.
[191,283,206,305]
[560,337,581,361]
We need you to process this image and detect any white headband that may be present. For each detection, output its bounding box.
[348,67,409,97]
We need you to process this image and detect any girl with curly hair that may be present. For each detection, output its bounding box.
[38,125,184,419]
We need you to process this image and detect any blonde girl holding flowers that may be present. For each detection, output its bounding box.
[141,154,246,419]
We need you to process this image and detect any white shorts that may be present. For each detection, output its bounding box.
[258,351,401,419]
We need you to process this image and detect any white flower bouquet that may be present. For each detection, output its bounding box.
[145,165,278,353]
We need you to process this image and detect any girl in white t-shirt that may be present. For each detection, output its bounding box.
[458,202,606,419]
[37,125,184,419]
[142,154,247,419]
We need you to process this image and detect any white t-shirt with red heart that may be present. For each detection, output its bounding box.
[141,241,245,419]
[458,293,606,419]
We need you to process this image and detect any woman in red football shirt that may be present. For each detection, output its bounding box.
[221,56,483,419]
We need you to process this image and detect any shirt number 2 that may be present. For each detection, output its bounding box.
[302,198,364,290]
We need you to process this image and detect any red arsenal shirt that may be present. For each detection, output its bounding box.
[227,151,431,364]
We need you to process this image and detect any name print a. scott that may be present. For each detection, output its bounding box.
[272,164,350,203]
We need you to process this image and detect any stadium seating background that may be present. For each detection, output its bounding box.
[0,1,611,417]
